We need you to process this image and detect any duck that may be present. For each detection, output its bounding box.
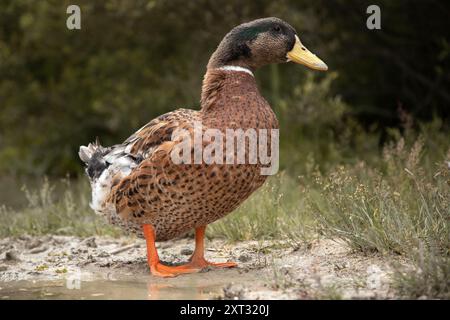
[79,17,327,277]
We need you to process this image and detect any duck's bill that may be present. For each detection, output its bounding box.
[286,35,328,71]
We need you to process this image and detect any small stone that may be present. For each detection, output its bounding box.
[25,239,43,250]
[52,236,68,245]
[223,284,246,300]
[97,251,110,258]
[4,251,20,261]
[98,261,112,268]
[29,246,49,254]
[160,243,171,249]
[279,266,292,275]
[86,254,96,263]
[180,248,193,256]
[334,262,347,271]
[0,265,8,271]
[238,254,251,262]
[81,237,97,248]
[18,235,31,241]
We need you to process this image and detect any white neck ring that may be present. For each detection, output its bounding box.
[217,65,254,77]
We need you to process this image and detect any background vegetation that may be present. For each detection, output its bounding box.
[1,0,449,176]
[0,0,449,298]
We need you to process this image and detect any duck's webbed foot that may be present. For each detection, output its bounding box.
[186,226,238,270]
[150,262,200,278]
[143,224,200,278]
[187,257,238,269]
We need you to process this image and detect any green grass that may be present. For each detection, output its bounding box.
[0,178,120,238]
[309,138,449,255]
[207,172,315,247]
[305,137,450,299]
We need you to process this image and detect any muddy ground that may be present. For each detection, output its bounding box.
[0,235,406,299]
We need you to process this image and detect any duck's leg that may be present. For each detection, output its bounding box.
[143,224,200,277]
[187,226,238,269]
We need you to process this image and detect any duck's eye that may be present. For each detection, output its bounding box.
[272,25,281,32]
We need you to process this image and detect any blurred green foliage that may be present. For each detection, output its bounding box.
[0,0,449,176]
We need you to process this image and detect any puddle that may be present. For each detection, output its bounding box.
[0,235,270,299]
[0,266,265,300]
[0,271,235,300]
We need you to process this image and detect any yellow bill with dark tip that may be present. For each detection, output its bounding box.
[287,35,328,71]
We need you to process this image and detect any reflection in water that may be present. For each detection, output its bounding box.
[146,278,222,300]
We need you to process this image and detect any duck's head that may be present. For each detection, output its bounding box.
[207,17,327,72]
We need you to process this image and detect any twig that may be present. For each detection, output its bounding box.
[110,243,140,255]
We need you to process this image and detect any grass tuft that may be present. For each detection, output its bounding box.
[0,178,120,238]
[393,245,450,299]
[308,139,449,256]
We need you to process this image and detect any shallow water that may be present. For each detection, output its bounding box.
[0,279,221,300]
[0,268,252,300]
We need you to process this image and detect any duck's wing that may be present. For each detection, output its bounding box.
[105,108,200,220]
[121,108,198,159]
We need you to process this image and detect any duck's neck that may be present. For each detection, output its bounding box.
[206,42,256,72]
[200,67,258,112]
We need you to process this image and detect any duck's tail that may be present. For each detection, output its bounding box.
[79,139,140,214]
[78,138,110,180]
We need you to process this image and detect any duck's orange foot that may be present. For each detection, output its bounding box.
[150,262,201,278]
[206,261,238,269]
[189,257,238,270]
